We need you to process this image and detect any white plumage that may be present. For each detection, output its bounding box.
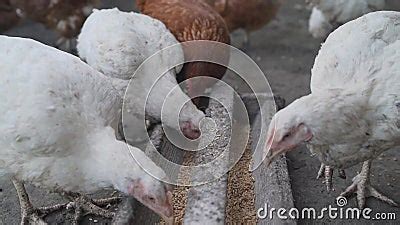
[308,0,386,38]
[308,11,400,166]
[266,11,400,208]
[77,8,181,80]
[0,35,173,222]
[77,8,204,140]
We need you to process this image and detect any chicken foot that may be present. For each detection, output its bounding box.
[316,163,346,191]
[11,177,121,224]
[11,177,66,225]
[61,191,122,225]
[340,160,398,209]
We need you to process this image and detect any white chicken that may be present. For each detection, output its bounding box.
[77,8,205,141]
[0,35,174,224]
[308,0,386,39]
[266,11,400,208]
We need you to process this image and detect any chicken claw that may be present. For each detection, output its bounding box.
[317,164,333,191]
[11,177,122,225]
[340,160,398,209]
[12,177,64,225]
[317,164,346,191]
[62,192,122,225]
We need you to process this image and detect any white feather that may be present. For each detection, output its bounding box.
[275,11,400,168]
[77,8,204,135]
[0,35,166,194]
[309,7,333,38]
[308,0,386,38]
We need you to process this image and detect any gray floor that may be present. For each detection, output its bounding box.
[1,0,400,224]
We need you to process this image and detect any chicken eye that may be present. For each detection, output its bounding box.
[148,196,156,203]
[282,133,290,140]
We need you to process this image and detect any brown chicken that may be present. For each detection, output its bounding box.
[10,0,100,50]
[0,0,20,32]
[136,0,230,108]
[205,0,283,47]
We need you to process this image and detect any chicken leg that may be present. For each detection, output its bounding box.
[61,191,121,225]
[11,177,67,225]
[317,163,346,191]
[11,177,121,224]
[340,160,398,209]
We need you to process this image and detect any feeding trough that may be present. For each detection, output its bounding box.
[113,81,295,225]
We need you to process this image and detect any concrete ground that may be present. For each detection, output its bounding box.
[1,0,400,224]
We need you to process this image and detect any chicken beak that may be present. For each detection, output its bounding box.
[162,215,175,225]
[181,121,201,139]
[158,203,174,224]
[160,191,174,225]
[264,124,313,167]
[264,129,283,167]
[264,146,287,167]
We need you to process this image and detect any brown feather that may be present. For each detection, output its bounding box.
[204,0,283,32]
[137,0,230,107]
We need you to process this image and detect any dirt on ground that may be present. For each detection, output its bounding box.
[1,0,400,224]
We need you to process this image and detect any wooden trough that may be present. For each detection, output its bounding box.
[113,83,295,225]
